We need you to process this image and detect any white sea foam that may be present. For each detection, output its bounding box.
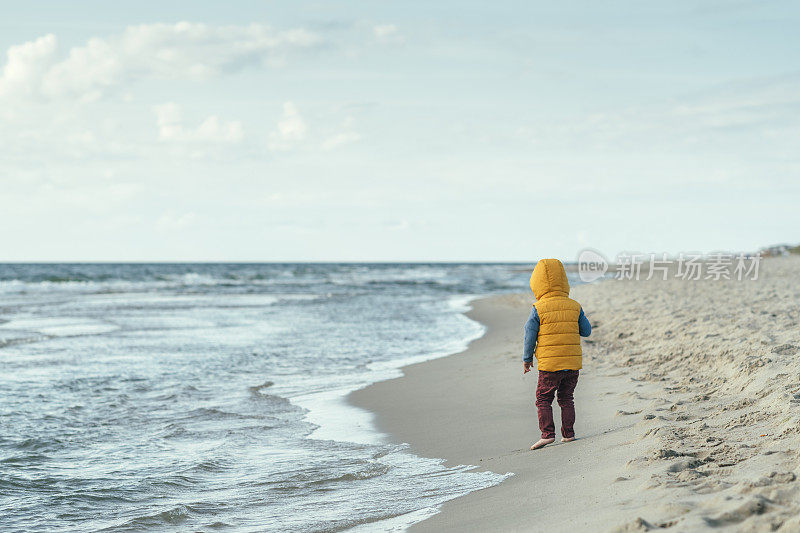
[0,317,119,336]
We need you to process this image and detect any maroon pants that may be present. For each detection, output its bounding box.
[536,369,579,439]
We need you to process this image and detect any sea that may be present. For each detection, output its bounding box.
[0,263,557,532]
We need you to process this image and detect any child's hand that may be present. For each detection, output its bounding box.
[523,361,532,374]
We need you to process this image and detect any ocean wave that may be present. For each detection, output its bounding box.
[8,436,64,451]
[309,466,391,488]
[314,463,391,484]
[267,461,392,491]
[0,453,50,465]
[0,317,119,337]
[108,504,191,530]
[184,407,263,421]
[0,333,50,349]
[0,263,527,296]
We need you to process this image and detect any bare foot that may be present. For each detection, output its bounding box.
[530,438,555,450]
[561,437,576,443]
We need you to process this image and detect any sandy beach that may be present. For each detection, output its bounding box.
[349,255,800,531]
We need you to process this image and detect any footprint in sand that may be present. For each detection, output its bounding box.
[772,344,798,355]
[704,497,769,527]
[666,458,703,473]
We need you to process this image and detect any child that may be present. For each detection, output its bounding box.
[523,258,592,450]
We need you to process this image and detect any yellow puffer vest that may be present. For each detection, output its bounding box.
[530,258,582,371]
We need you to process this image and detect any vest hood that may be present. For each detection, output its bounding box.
[530,258,570,300]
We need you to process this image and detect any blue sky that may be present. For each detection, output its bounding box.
[1,1,798,261]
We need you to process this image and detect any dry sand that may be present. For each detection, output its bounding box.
[349,255,800,532]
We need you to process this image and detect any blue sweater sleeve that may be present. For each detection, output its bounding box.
[578,308,591,337]
[523,307,539,363]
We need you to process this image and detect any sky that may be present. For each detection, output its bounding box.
[1,0,799,261]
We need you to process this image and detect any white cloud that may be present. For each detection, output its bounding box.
[0,22,320,101]
[321,131,360,150]
[0,34,57,98]
[322,116,360,150]
[154,102,243,143]
[373,24,404,44]
[268,102,307,151]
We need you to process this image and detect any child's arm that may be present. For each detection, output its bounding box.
[578,308,592,337]
[522,307,539,373]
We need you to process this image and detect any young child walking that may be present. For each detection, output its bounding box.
[523,258,592,450]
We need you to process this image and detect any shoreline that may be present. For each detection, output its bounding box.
[348,292,657,531]
[349,256,800,531]
[290,293,505,532]
[294,295,487,446]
